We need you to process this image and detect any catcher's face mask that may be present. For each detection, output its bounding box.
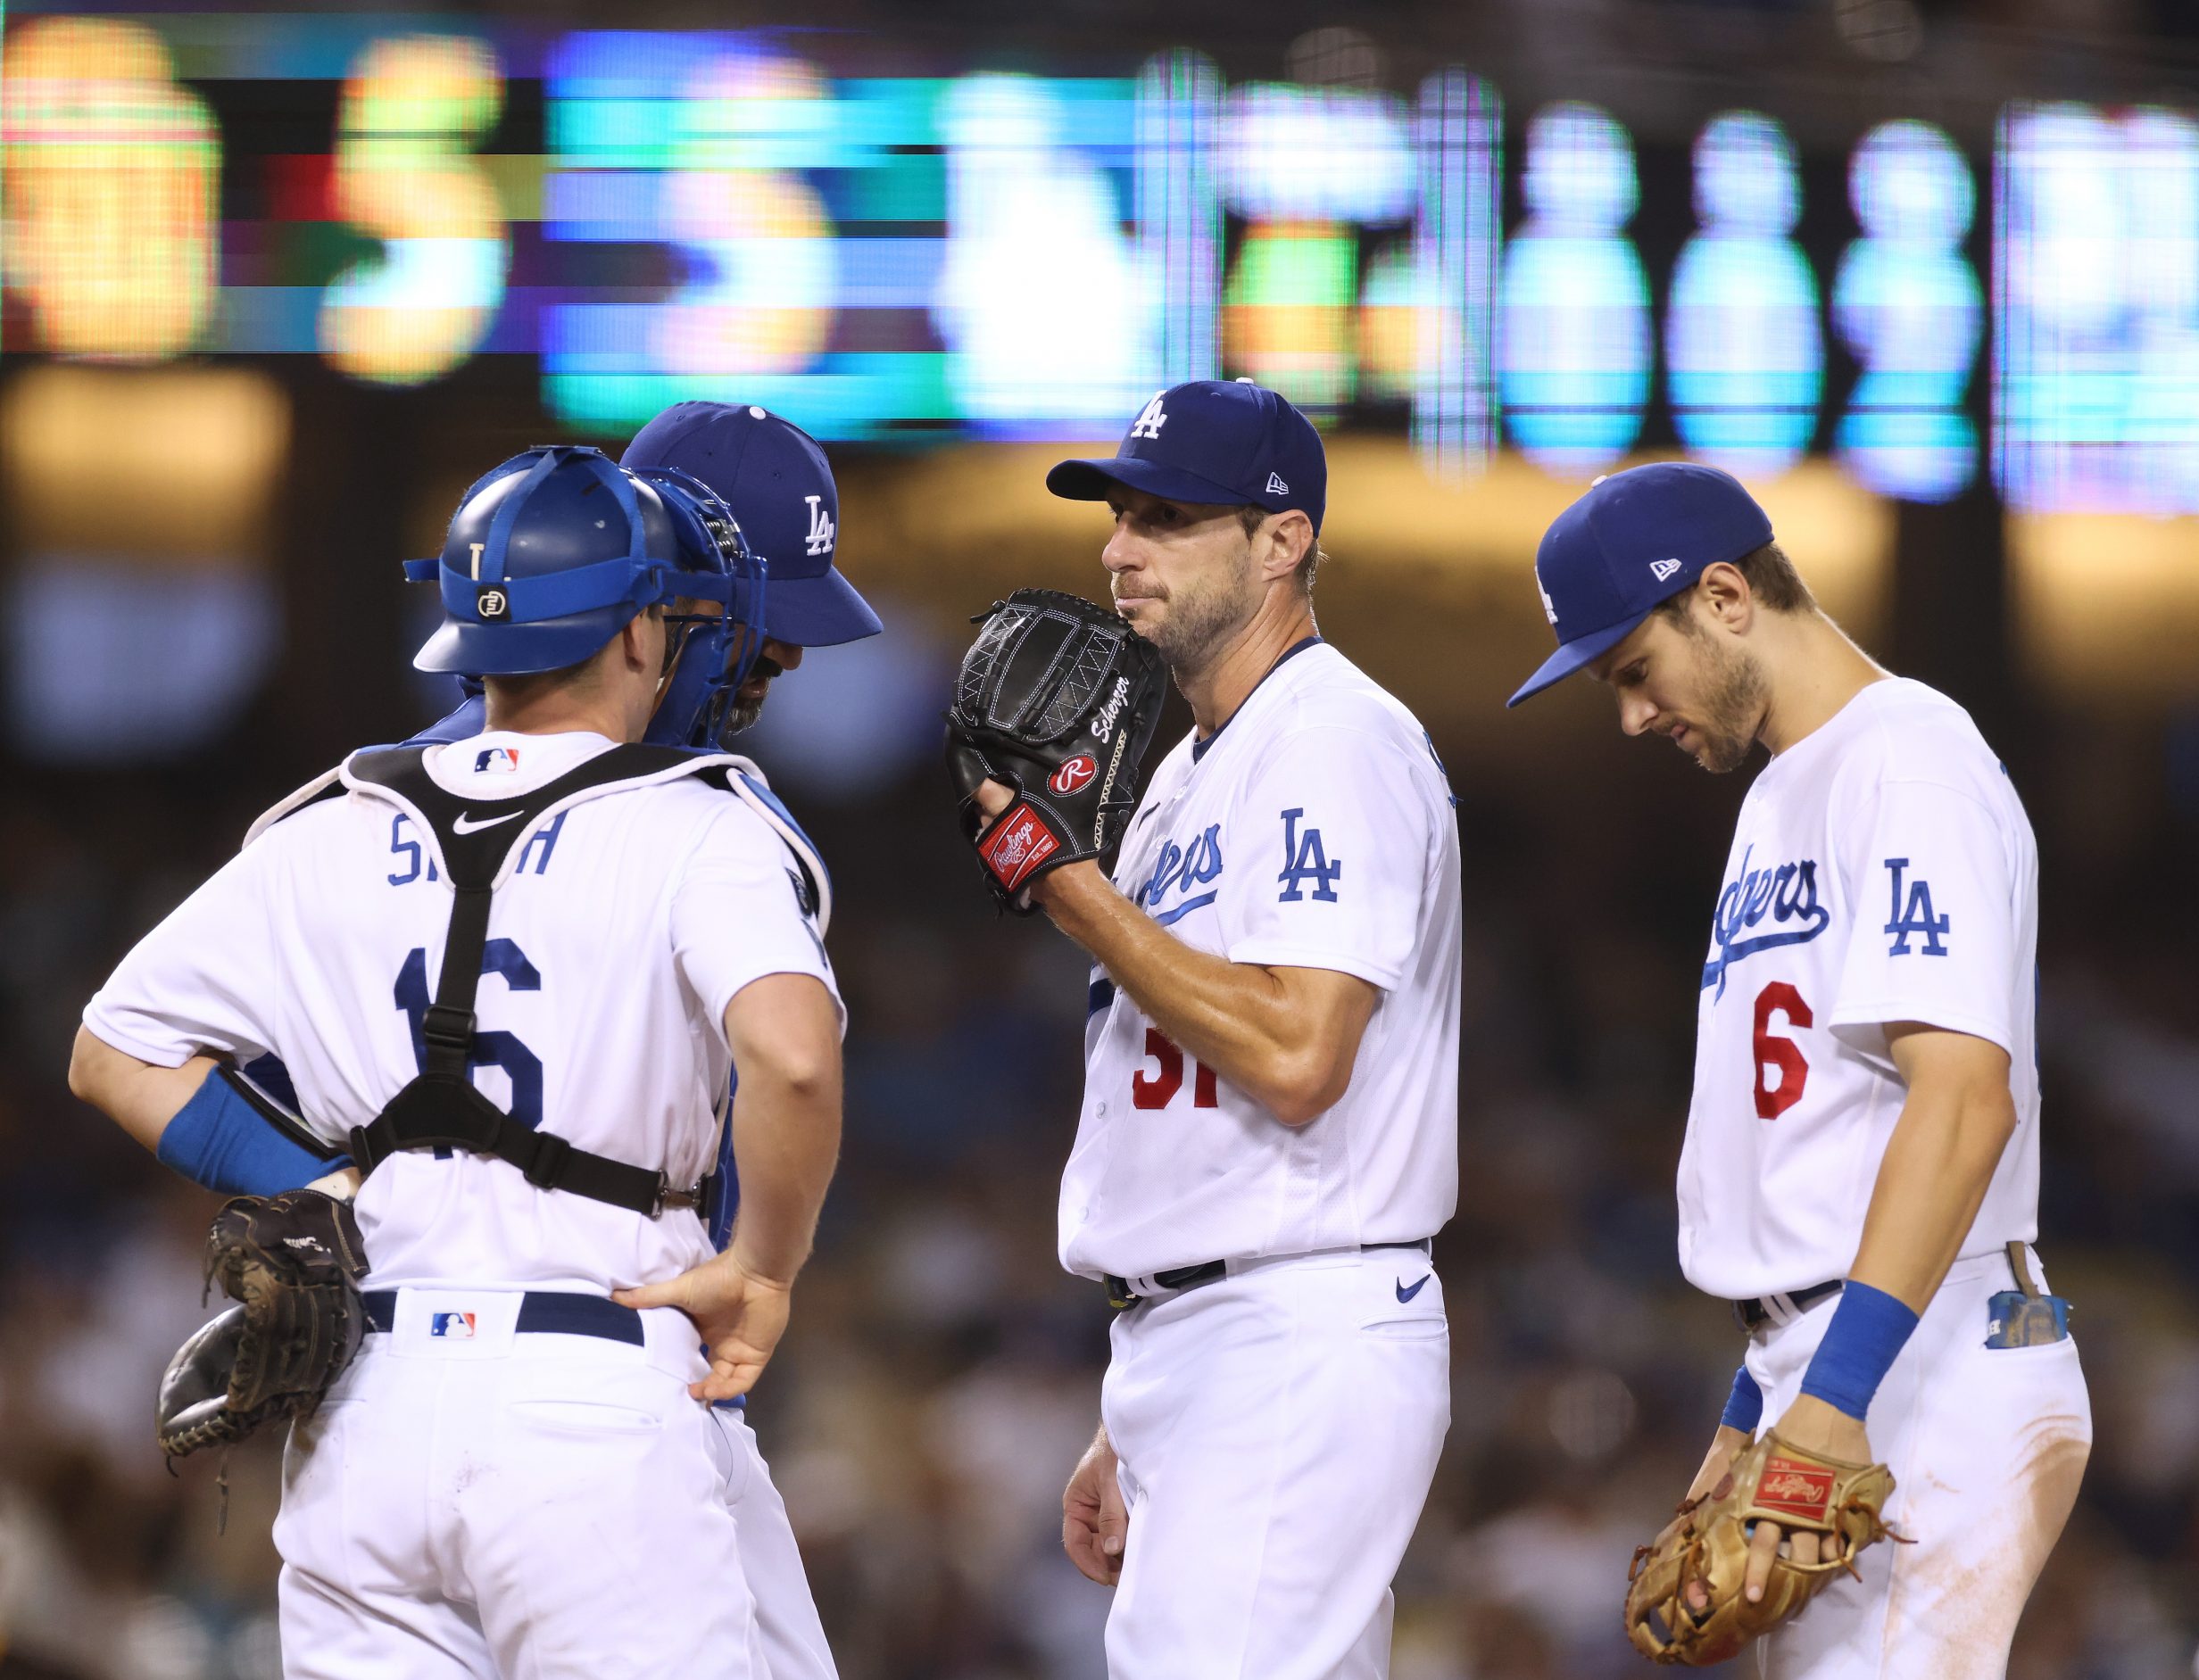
[628,467,771,750]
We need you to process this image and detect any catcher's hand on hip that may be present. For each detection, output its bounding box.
[615,1250,791,1403]
[1063,1426,1129,1585]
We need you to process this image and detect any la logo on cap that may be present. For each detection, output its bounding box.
[1130,393,1167,439]
[803,493,835,556]
[1537,573,1558,625]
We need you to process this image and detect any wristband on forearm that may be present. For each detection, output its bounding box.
[1718,1364,1763,1433]
[156,1065,348,1196]
[1797,1280,1920,1421]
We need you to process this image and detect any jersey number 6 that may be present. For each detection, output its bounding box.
[1752,981,1813,1121]
[1133,1027,1219,1111]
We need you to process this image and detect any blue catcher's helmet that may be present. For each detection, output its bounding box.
[405,447,765,707]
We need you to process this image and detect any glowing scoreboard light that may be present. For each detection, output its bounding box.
[2,17,220,360]
[1996,103,2199,513]
[1499,103,1652,474]
[1216,75,1501,450]
[543,32,869,432]
[1216,82,1415,414]
[1833,121,1981,504]
[9,14,2199,513]
[319,34,509,386]
[1666,112,1823,478]
[545,38,1154,437]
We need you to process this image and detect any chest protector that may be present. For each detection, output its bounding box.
[331,743,824,1219]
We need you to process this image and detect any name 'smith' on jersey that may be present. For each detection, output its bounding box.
[1064,641,1463,1281]
[83,730,842,1293]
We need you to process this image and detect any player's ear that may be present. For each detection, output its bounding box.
[1259,510,1315,584]
[605,606,651,681]
[1698,561,1753,633]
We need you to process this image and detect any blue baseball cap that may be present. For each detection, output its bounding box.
[621,402,883,647]
[1507,462,1775,707]
[1047,378,1327,534]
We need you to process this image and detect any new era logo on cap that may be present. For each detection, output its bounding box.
[1651,558,1684,581]
[1266,472,1289,495]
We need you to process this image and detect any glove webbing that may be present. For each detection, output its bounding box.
[344,745,712,1218]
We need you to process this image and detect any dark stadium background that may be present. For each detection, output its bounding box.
[2,2,2195,1676]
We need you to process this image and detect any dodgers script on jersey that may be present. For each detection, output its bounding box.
[1061,641,1461,1280]
[85,731,841,1294]
[1677,678,2040,1300]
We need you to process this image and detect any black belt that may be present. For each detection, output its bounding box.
[1105,1239,1433,1312]
[362,1289,644,1346]
[1730,1278,1843,1333]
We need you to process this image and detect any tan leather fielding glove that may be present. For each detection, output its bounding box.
[1623,1429,1903,1666]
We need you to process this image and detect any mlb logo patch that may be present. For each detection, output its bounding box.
[430,1312,478,1339]
[475,747,520,774]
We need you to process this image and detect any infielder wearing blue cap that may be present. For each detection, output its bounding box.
[623,401,883,648]
[1048,378,1328,534]
[1507,462,1774,708]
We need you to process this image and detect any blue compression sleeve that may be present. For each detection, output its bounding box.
[1719,1364,1764,1433]
[1798,1281,1920,1421]
[156,1068,344,1196]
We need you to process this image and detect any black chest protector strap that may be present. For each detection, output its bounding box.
[344,743,716,1219]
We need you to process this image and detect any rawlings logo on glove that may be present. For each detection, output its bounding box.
[1623,1430,1906,1666]
[944,589,1166,913]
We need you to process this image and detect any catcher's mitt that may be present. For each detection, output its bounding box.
[945,589,1166,911]
[157,1189,371,1461]
[1623,1429,1904,1666]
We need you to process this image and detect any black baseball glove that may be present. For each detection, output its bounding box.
[945,589,1166,911]
[157,1189,372,1461]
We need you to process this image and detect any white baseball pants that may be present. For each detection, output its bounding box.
[1100,1246,1452,1680]
[1745,1246,2093,1680]
[272,1287,834,1680]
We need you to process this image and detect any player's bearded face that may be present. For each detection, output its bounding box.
[658,609,800,736]
[1601,609,1767,774]
[1653,611,1768,774]
[1103,492,1262,672]
[1666,617,1767,774]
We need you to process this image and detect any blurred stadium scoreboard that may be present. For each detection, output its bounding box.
[6,13,2199,514]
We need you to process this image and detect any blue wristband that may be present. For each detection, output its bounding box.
[1798,1281,1920,1421]
[156,1068,346,1196]
[1719,1364,1763,1433]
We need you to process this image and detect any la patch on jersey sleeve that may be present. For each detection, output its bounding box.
[1218,724,1437,991]
[1829,776,2021,1055]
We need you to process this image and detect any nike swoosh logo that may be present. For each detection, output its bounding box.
[452,810,523,834]
[1395,1274,1430,1303]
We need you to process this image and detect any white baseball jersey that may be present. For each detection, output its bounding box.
[1060,641,1462,1280]
[1676,678,2039,1301]
[84,729,841,1296]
